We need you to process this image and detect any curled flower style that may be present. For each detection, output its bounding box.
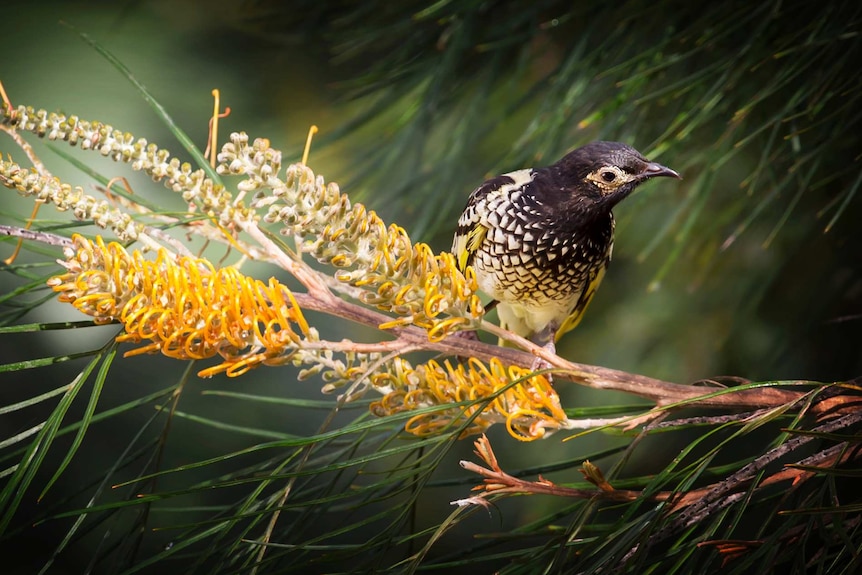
[369,357,568,441]
[217,133,484,341]
[48,235,310,377]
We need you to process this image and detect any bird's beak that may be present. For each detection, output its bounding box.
[643,162,682,180]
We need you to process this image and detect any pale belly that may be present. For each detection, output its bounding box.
[473,258,583,337]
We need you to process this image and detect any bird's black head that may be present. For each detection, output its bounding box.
[551,141,680,211]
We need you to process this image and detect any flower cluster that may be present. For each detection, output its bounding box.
[45,235,568,439]
[217,134,484,341]
[48,234,310,377]
[0,159,143,242]
[0,103,245,228]
[2,105,483,344]
[3,102,569,440]
[369,357,568,441]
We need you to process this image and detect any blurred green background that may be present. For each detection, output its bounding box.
[1,1,860,573]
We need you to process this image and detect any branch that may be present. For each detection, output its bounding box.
[293,292,860,416]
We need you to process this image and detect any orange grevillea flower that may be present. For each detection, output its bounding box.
[48,235,309,377]
[370,357,567,441]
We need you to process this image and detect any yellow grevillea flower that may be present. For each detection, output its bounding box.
[47,236,568,439]
[220,136,485,341]
[370,358,567,441]
[48,235,309,377]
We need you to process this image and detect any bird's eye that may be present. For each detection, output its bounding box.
[601,171,616,182]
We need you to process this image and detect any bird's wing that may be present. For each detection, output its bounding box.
[555,259,607,341]
[452,171,534,273]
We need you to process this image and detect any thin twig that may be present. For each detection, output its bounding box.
[239,220,335,301]
[0,225,73,248]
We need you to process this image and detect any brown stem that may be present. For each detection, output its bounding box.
[291,292,857,416]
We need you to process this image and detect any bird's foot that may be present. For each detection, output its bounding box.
[529,341,557,377]
[452,329,480,342]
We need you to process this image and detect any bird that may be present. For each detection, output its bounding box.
[452,141,680,368]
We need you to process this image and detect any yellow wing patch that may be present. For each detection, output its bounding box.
[454,224,488,272]
[555,263,607,341]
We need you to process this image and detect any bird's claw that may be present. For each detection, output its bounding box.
[529,341,557,378]
[530,356,555,375]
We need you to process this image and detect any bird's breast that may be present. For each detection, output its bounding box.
[474,197,614,309]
